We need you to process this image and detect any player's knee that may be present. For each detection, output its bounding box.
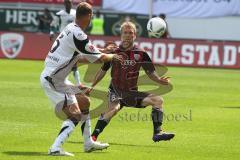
[152,96,164,107]
[112,105,121,116]
[115,105,121,112]
[61,103,82,122]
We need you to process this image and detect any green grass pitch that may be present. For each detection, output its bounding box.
[0,59,240,160]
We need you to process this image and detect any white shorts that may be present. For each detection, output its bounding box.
[40,75,77,120]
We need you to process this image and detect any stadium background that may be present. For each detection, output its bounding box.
[0,0,240,160]
[1,0,240,68]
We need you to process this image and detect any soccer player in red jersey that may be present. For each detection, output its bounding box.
[89,21,175,142]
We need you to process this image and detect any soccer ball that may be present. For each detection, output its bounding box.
[147,17,167,38]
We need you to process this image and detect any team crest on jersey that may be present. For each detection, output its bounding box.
[134,54,141,61]
[1,33,24,58]
[88,45,95,52]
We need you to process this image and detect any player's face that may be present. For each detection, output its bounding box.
[120,26,136,49]
[82,12,93,30]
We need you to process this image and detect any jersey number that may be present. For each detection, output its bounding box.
[50,34,64,53]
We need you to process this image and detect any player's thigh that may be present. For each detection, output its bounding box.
[75,94,90,111]
[121,91,150,108]
[108,89,121,110]
[102,100,121,119]
[62,102,81,120]
[54,94,80,120]
[141,94,163,106]
[41,82,79,120]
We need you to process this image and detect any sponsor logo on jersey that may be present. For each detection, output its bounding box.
[121,60,136,69]
[119,52,136,68]
[1,33,24,58]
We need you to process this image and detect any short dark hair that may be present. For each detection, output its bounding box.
[76,2,92,18]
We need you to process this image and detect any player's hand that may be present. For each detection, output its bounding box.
[104,44,117,53]
[83,87,93,95]
[78,84,91,95]
[158,76,170,85]
[101,41,118,53]
[80,85,93,96]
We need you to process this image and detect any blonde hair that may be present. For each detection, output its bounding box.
[76,2,92,19]
[120,21,137,34]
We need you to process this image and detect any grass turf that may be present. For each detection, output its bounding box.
[0,59,240,160]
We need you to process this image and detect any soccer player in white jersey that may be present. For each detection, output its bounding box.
[40,2,122,156]
[50,0,82,86]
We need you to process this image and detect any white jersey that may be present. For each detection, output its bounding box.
[50,9,76,33]
[41,22,101,94]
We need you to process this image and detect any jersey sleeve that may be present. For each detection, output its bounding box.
[73,30,101,63]
[142,52,155,74]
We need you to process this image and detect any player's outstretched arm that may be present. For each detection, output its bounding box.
[147,71,170,85]
[92,69,107,88]
[98,42,118,53]
[98,54,123,63]
[85,69,107,95]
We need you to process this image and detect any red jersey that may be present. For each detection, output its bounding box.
[101,45,155,91]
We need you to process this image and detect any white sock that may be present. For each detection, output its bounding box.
[73,70,81,86]
[81,114,93,144]
[51,119,75,150]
